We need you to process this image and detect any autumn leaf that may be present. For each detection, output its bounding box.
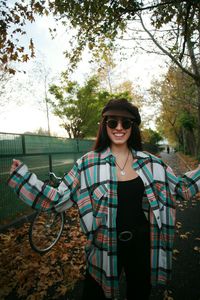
[194,246,200,253]
[176,221,182,229]
[173,249,180,255]
[179,232,191,240]
[163,289,174,300]
[180,234,188,240]
[0,206,86,299]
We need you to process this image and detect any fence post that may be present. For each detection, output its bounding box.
[76,139,79,152]
[22,134,26,155]
[74,139,79,163]
[49,154,53,173]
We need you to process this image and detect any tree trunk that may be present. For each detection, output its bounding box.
[196,83,200,157]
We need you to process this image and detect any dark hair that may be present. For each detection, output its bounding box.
[93,117,143,152]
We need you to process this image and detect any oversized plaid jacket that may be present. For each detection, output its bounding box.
[8,148,200,299]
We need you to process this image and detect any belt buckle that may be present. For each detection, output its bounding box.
[118,230,133,242]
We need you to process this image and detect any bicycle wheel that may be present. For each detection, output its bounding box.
[29,209,65,254]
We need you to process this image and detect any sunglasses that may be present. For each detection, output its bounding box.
[106,118,133,129]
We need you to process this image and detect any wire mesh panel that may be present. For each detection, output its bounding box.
[0,133,93,227]
[78,139,94,152]
[0,133,23,155]
[24,135,78,154]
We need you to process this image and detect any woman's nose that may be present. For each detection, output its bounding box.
[115,120,123,130]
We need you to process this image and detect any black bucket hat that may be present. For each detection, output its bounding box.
[102,98,141,125]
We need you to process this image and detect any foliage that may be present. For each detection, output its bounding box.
[50,0,200,152]
[49,75,110,138]
[0,0,50,74]
[148,0,200,72]
[1,1,188,73]
[51,0,141,71]
[48,65,144,138]
[142,128,162,146]
[114,80,143,108]
[0,65,13,105]
[34,127,52,136]
[150,65,198,155]
[177,112,196,131]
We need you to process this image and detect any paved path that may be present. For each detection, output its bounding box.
[150,152,200,300]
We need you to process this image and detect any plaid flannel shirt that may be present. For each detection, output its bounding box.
[8,148,200,299]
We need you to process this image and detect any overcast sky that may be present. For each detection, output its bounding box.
[0,13,168,136]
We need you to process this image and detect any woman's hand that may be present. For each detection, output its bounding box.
[10,159,22,175]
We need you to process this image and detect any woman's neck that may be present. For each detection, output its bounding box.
[110,143,129,156]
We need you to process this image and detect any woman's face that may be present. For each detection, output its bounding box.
[106,116,132,146]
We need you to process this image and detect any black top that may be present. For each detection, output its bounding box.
[116,176,149,233]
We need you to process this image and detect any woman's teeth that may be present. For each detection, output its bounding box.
[113,133,124,137]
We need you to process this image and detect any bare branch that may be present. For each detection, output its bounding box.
[138,14,198,81]
[130,0,187,13]
[179,1,192,62]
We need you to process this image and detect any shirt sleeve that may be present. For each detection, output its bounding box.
[7,161,81,211]
[166,164,200,200]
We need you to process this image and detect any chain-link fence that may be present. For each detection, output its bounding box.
[0,132,94,226]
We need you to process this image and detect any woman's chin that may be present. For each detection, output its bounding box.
[111,138,128,145]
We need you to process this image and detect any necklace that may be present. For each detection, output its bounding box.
[115,151,130,176]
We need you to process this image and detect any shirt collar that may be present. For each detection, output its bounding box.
[100,147,149,160]
[100,147,113,160]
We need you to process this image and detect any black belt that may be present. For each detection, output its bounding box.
[118,227,149,242]
[118,231,133,242]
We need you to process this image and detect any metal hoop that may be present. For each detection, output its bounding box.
[118,230,133,242]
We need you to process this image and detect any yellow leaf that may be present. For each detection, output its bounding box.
[180,234,188,240]
[173,249,180,255]
[194,246,200,252]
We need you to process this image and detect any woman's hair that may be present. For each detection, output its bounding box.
[93,101,143,152]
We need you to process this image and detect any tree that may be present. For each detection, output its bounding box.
[142,128,163,146]
[0,1,183,73]
[0,65,13,106]
[150,65,198,155]
[49,75,110,138]
[49,69,144,138]
[0,0,50,74]
[138,1,200,154]
[49,0,200,155]
[114,80,143,108]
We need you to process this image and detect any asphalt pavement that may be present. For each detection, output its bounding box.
[150,151,200,300]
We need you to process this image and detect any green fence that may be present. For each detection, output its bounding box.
[0,132,94,226]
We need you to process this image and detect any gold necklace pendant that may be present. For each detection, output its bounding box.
[120,170,126,176]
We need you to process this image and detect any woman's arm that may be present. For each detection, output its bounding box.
[8,159,80,211]
[166,164,200,200]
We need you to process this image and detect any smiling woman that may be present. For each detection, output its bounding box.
[7,97,200,300]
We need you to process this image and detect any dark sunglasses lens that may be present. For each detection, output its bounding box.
[107,120,118,129]
[107,119,132,129]
[122,120,132,129]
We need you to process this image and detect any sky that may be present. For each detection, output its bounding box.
[0,12,168,137]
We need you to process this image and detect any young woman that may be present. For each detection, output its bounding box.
[8,98,200,300]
